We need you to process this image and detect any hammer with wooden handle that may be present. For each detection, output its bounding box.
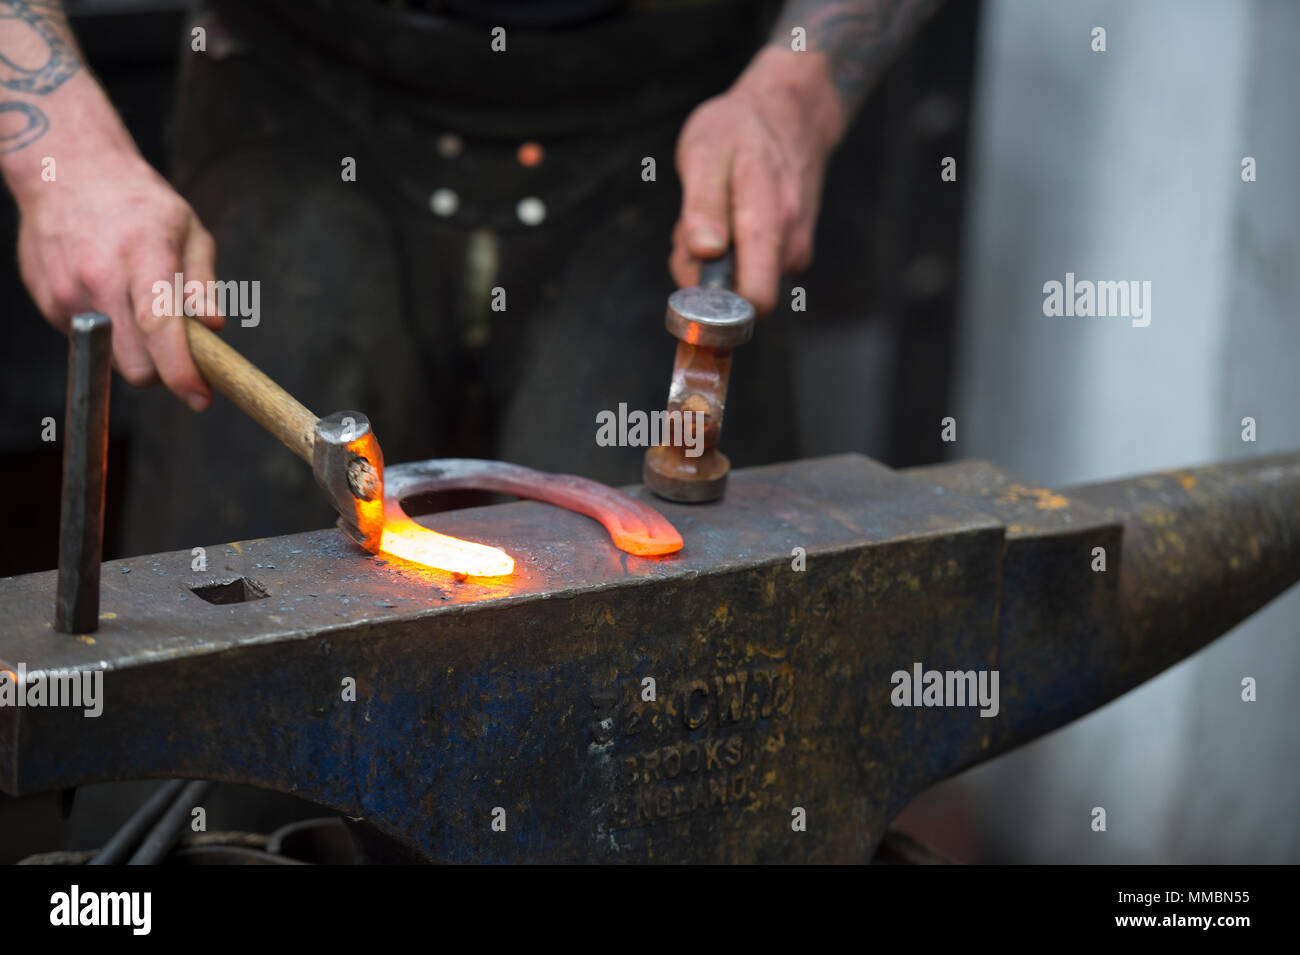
[184,319,385,551]
[182,320,683,563]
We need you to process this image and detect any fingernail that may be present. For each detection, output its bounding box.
[187,393,209,412]
[691,228,726,252]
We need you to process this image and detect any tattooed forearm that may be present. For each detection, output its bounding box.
[0,99,46,151]
[770,0,942,114]
[0,0,82,152]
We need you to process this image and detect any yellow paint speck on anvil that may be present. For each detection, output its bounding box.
[996,482,1069,510]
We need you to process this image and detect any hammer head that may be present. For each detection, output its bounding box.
[664,286,755,349]
[643,280,755,503]
[312,411,386,553]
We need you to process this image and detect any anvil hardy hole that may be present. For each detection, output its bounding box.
[188,577,270,605]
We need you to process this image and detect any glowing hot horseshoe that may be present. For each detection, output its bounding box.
[381,459,684,572]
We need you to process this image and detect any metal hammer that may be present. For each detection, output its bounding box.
[643,250,754,503]
[183,320,385,551]
[183,320,682,562]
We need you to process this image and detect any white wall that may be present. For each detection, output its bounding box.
[952,0,1300,862]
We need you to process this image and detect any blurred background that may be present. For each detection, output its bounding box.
[1,0,1296,863]
[924,0,1300,864]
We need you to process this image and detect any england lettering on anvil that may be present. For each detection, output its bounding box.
[0,662,103,717]
[890,662,999,718]
[595,403,706,457]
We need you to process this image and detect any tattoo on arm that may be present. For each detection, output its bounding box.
[0,0,82,153]
[770,0,942,114]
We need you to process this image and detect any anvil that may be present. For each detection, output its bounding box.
[1,452,1297,863]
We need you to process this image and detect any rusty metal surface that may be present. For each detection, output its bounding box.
[1067,457,1300,694]
[644,248,753,504]
[1,452,1297,863]
[902,459,1124,754]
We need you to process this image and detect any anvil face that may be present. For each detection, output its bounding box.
[1,453,1296,863]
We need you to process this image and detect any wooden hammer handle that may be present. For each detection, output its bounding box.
[185,319,318,465]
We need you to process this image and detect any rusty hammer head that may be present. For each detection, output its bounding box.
[644,252,754,503]
[312,411,386,552]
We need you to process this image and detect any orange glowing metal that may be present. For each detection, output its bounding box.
[378,513,515,578]
[348,486,515,578]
